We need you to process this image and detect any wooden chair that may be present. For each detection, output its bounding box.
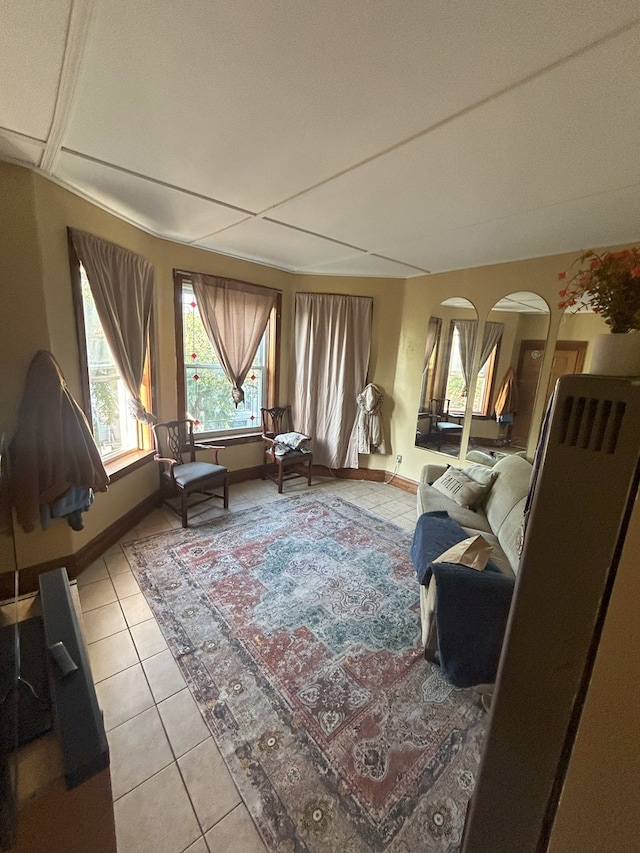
[261,406,313,493]
[427,398,463,450]
[152,419,229,527]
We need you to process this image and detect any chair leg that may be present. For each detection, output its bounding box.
[277,463,284,494]
[223,475,229,509]
[307,458,312,487]
[181,490,189,528]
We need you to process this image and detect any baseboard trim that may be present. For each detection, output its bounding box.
[2,493,159,598]
[312,466,417,494]
[3,466,417,598]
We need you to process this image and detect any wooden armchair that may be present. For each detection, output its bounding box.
[152,419,229,527]
[427,398,463,450]
[261,406,313,493]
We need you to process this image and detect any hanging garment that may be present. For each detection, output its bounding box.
[356,383,386,454]
[9,350,109,532]
[41,486,95,531]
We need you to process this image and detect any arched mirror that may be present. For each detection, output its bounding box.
[465,291,550,465]
[415,297,478,459]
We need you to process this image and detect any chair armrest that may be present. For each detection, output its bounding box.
[154,454,176,467]
[194,443,225,465]
[154,454,178,480]
[261,434,278,461]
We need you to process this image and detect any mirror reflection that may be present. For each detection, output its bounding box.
[415,292,570,464]
[464,292,550,465]
[415,297,477,459]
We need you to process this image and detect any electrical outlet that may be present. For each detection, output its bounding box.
[396,454,402,464]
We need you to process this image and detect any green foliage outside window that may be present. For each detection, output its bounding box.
[182,289,265,434]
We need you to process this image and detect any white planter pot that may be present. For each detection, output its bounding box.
[588,332,640,377]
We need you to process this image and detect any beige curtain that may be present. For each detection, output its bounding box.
[70,229,155,423]
[453,319,503,398]
[480,321,504,369]
[192,274,277,406]
[423,317,442,371]
[293,293,372,469]
[454,319,477,395]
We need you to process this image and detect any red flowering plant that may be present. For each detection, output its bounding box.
[558,248,640,334]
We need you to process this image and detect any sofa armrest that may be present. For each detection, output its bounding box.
[430,563,515,687]
[419,464,448,485]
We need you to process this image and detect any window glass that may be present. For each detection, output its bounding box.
[181,283,267,434]
[80,266,140,459]
[444,325,467,412]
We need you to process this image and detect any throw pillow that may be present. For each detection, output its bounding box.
[432,467,488,509]
[461,462,497,487]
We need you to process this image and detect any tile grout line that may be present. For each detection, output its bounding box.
[102,541,234,846]
[85,478,412,852]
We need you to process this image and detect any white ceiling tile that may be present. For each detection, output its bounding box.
[492,294,550,313]
[392,183,640,273]
[272,25,640,257]
[2,2,640,276]
[194,218,363,271]
[63,1,640,211]
[296,254,427,279]
[0,0,71,139]
[56,152,248,240]
[441,297,477,308]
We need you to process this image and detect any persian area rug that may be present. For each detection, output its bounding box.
[123,493,486,853]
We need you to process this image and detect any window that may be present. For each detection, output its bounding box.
[444,325,468,412]
[71,260,153,463]
[175,275,279,436]
[443,323,499,416]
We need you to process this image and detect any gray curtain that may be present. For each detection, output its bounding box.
[70,228,155,423]
[293,293,372,469]
[191,274,278,406]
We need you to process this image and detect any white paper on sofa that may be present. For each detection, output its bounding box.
[432,534,493,571]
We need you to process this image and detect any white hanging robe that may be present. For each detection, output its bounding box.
[356,383,386,454]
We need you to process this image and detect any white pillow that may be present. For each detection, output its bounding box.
[432,467,489,509]
[462,463,497,488]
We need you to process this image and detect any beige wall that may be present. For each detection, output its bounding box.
[0,167,49,439]
[0,162,628,570]
[0,164,405,567]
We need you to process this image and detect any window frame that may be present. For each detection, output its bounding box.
[173,270,280,441]
[440,321,501,418]
[69,233,155,472]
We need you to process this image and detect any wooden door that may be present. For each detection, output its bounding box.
[510,340,587,448]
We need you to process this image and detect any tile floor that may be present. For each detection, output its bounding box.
[76,475,418,853]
